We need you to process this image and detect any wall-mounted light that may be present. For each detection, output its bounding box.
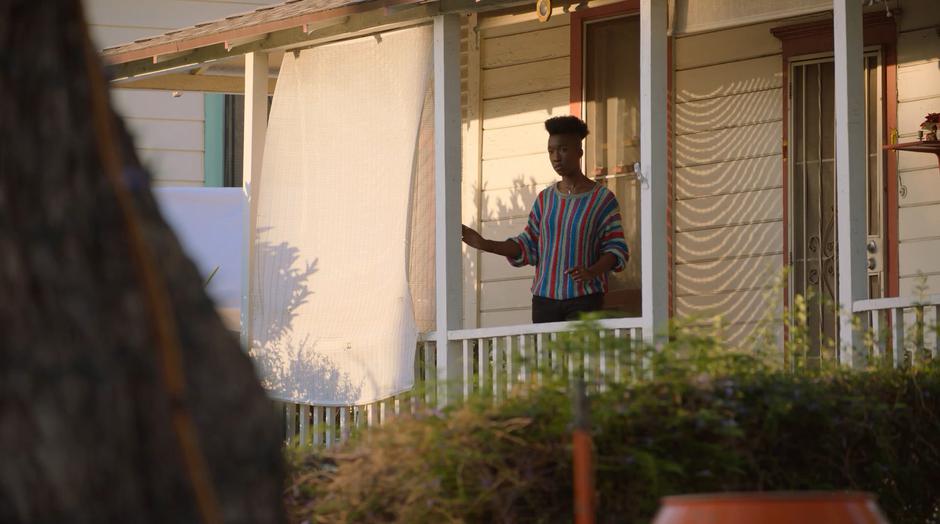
[536,0,551,23]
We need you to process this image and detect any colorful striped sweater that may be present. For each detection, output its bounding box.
[508,183,630,300]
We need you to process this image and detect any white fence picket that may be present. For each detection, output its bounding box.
[298,404,309,447]
[536,333,545,385]
[934,305,940,358]
[854,294,940,368]
[325,407,334,448]
[312,406,321,446]
[285,403,295,446]
[462,339,471,399]
[505,335,513,391]
[518,334,527,384]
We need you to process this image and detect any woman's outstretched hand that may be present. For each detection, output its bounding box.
[461,224,485,250]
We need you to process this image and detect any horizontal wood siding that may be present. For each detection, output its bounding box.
[675,155,781,199]
[111,90,206,186]
[86,0,280,186]
[482,153,561,190]
[675,55,783,103]
[675,188,782,232]
[475,10,570,326]
[676,254,783,296]
[673,21,785,342]
[675,121,782,168]
[481,26,569,68]
[676,90,781,135]
[895,0,940,296]
[672,0,829,36]
[483,88,569,130]
[481,57,570,100]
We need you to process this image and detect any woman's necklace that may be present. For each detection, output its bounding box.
[564,178,585,194]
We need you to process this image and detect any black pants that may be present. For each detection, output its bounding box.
[531,293,604,323]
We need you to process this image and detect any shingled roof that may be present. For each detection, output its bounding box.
[101,0,420,64]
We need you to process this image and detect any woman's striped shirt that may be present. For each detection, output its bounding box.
[507,183,629,300]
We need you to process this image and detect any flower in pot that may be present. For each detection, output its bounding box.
[921,112,940,141]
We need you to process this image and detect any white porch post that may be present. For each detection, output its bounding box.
[834,1,867,366]
[433,14,463,404]
[640,0,669,343]
[240,51,268,350]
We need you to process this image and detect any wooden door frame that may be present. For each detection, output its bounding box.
[772,12,899,304]
[569,0,675,316]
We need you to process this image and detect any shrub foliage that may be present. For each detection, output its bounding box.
[285,325,940,523]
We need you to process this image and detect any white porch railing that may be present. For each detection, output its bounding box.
[283,318,644,448]
[283,295,940,447]
[281,340,437,449]
[853,294,940,368]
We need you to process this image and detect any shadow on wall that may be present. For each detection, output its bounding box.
[672,68,786,339]
[475,176,540,324]
[251,335,363,404]
[248,236,364,404]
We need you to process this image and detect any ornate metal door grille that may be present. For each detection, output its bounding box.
[789,53,883,364]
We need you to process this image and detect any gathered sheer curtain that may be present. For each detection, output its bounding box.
[249,25,434,406]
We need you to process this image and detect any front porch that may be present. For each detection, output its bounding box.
[99,0,940,447]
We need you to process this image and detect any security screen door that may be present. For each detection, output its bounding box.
[789,52,884,361]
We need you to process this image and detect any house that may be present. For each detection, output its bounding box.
[99,0,940,445]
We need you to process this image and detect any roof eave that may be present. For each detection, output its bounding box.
[103,0,420,65]
[105,0,527,83]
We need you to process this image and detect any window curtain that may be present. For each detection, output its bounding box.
[249,25,433,406]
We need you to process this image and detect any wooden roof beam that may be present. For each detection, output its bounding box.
[224,34,268,52]
[302,16,349,34]
[153,50,193,64]
[113,72,277,95]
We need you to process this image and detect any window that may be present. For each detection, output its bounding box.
[204,93,271,188]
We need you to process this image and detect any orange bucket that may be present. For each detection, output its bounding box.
[651,492,889,524]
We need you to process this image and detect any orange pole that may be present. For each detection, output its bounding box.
[573,429,595,524]
[573,378,595,524]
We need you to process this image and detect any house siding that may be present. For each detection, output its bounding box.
[895,0,940,297]
[86,0,281,187]
[109,89,206,187]
[673,21,785,337]
[473,10,572,326]
[672,0,829,35]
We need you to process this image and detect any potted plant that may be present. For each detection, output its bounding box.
[920,112,939,142]
[652,492,889,523]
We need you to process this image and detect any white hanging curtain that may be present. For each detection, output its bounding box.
[250,25,434,406]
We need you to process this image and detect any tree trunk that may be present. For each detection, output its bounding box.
[0,2,285,522]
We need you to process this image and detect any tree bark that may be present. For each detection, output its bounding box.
[0,2,285,522]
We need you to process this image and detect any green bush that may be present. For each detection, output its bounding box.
[285,324,940,523]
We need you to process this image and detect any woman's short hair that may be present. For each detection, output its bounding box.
[544,115,589,139]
